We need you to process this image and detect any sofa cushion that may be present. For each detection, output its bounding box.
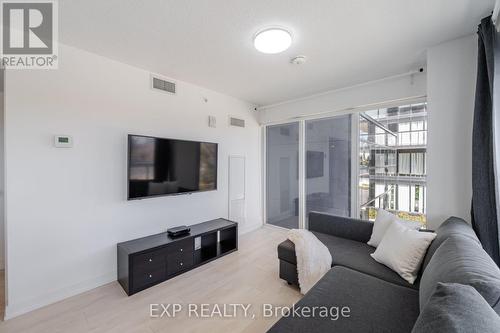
[420,217,480,272]
[420,235,500,313]
[308,212,373,243]
[367,208,420,247]
[278,232,417,289]
[371,221,436,284]
[412,282,500,333]
[267,266,420,333]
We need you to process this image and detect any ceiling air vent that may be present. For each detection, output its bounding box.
[229,117,245,128]
[151,74,176,94]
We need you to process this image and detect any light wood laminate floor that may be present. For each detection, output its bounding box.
[0,226,301,333]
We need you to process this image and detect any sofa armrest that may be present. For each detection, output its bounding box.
[308,211,374,243]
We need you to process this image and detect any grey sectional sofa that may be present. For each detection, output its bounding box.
[268,212,500,332]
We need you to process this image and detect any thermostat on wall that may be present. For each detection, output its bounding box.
[54,135,73,148]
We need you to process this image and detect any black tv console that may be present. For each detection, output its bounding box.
[117,218,238,296]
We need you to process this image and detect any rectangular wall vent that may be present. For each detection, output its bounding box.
[229,117,245,128]
[151,75,176,94]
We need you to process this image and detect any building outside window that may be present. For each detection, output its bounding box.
[359,102,427,225]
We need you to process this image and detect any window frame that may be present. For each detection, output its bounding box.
[262,97,427,229]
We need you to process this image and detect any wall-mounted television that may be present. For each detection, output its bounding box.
[127,135,218,200]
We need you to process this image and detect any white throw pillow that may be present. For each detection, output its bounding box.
[367,209,420,247]
[371,221,437,284]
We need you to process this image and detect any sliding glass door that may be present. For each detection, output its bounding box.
[305,115,353,225]
[265,123,300,229]
[264,101,428,229]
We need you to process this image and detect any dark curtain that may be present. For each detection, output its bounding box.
[472,16,500,266]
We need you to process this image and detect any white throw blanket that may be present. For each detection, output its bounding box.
[288,229,332,294]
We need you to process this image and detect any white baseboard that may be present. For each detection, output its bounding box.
[238,220,263,235]
[4,270,116,320]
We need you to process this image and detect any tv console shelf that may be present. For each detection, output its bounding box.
[117,218,238,296]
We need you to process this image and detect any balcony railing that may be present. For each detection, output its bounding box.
[360,185,394,208]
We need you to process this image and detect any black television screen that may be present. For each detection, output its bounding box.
[127,135,218,199]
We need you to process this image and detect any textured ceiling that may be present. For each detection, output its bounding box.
[59,0,494,105]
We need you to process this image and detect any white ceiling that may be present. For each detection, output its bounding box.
[59,0,494,106]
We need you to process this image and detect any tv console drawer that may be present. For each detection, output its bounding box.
[167,251,194,276]
[132,248,166,269]
[132,266,166,291]
[168,238,193,254]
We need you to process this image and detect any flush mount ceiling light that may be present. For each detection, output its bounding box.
[254,28,292,54]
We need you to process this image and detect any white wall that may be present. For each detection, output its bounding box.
[3,44,262,318]
[426,34,478,229]
[259,73,427,124]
